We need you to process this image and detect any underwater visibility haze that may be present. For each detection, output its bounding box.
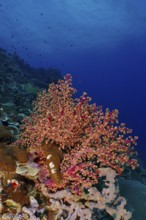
[0,0,146,219]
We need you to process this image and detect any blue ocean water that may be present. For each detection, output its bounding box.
[0,1,146,219]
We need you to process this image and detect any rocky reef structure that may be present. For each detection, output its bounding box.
[0,47,62,125]
[0,48,63,219]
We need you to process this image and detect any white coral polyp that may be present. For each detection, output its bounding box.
[45,167,132,220]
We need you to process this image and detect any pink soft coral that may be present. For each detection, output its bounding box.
[16,74,138,193]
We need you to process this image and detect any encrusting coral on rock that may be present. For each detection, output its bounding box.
[0,74,139,219]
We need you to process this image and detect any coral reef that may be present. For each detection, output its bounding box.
[0,48,145,219]
[6,74,138,219]
[1,72,146,219]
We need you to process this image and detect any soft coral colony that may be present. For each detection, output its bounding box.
[1,74,138,219]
